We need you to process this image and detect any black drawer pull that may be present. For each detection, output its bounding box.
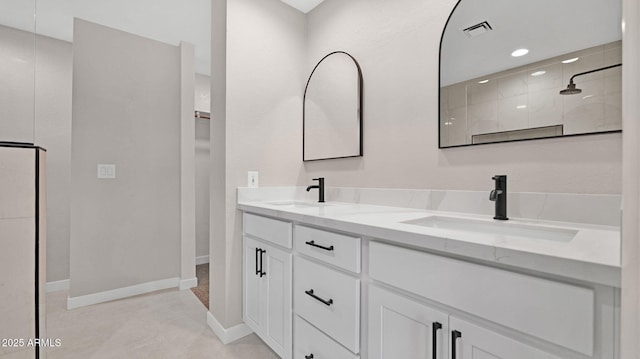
[305,355,314,359]
[451,330,462,359]
[305,240,334,251]
[432,322,442,359]
[305,289,333,306]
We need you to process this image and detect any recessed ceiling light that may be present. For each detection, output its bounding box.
[531,71,546,77]
[478,79,490,84]
[511,48,529,57]
[562,57,579,64]
[516,105,527,109]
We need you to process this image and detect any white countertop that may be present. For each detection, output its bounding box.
[237,200,621,287]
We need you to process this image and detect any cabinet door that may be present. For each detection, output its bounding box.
[369,285,449,359]
[243,236,263,333]
[262,243,292,359]
[449,316,562,359]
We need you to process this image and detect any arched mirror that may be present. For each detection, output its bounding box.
[304,51,363,161]
[439,0,622,148]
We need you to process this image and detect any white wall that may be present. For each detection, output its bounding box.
[210,0,305,328]
[34,33,73,282]
[621,0,640,356]
[303,0,622,194]
[70,19,181,297]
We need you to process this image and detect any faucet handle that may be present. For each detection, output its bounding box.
[489,189,503,201]
[313,177,324,181]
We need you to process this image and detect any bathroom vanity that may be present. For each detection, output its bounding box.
[239,189,620,359]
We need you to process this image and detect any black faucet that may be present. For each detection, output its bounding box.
[490,175,508,220]
[306,178,325,203]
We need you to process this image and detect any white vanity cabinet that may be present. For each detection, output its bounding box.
[368,285,449,359]
[368,241,616,359]
[449,316,563,359]
[369,285,562,359]
[239,206,618,359]
[242,213,292,359]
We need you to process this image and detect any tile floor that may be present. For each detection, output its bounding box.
[45,289,278,359]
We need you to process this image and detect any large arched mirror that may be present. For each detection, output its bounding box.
[439,0,622,148]
[304,51,363,161]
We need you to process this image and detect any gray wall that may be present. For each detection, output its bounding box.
[34,33,73,282]
[0,25,35,143]
[195,74,210,260]
[0,26,74,283]
[70,19,181,297]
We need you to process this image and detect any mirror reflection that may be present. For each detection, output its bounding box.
[304,51,363,161]
[439,0,622,148]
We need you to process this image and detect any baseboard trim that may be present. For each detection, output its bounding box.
[206,311,253,344]
[196,255,210,265]
[179,277,198,290]
[67,277,179,310]
[46,279,70,293]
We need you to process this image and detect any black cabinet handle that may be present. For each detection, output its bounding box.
[305,355,314,359]
[259,249,266,277]
[451,330,462,359]
[305,289,333,306]
[432,322,442,359]
[255,248,260,276]
[305,240,334,252]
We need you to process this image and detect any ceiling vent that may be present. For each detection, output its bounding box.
[463,21,493,38]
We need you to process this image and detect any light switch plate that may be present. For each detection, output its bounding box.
[98,164,116,179]
[248,171,259,188]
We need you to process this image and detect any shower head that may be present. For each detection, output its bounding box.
[560,63,622,95]
[559,81,582,95]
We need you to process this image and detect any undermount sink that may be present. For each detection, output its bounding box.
[265,201,329,209]
[401,216,578,242]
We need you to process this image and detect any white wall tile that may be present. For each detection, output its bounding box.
[467,81,497,105]
[497,95,529,131]
[528,63,563,93]
[468,101,498,135]
[448,83,467,109]
[498,72,528,99]
[528,88,563,128]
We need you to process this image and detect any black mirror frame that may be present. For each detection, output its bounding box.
[303,51,364,162]
[437,0,622,149]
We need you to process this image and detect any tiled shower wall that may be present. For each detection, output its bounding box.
[440,41,622,147]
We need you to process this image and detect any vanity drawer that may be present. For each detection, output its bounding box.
[243,212,292,249]
[294,225,361,273]
[369,241,595,356]
[294,315,359,359]
[294,256,360,353]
